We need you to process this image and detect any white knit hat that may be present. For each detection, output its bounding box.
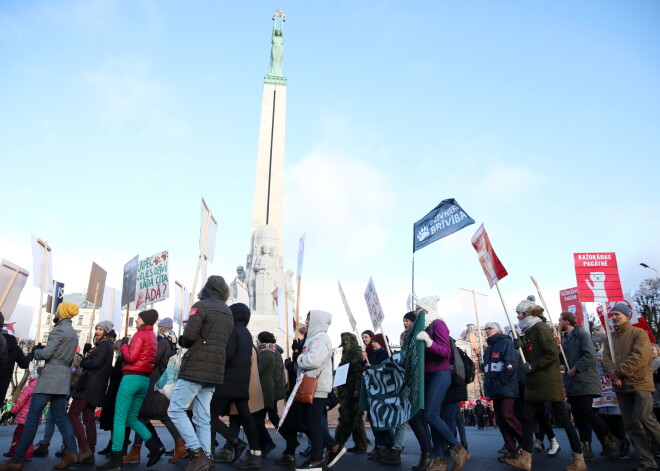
[417,294,442,325]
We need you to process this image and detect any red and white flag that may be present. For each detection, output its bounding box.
[471,224,508,288]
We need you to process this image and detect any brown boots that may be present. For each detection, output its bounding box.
[449,444,469,471]
[564,452,587,471]
[122,444,141,464]
[168,439,187,463]
[504,450,532,471]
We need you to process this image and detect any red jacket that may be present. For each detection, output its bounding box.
[121,326,157,375]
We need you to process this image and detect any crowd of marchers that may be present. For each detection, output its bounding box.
[0,276,659,471]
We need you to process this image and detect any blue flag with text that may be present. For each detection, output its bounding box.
[413,199,475,252]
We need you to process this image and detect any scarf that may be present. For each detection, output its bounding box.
[519,315,542,334]
[257,342,277,354]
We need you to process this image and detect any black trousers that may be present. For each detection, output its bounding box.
[522,401,581,454]
[567,395,611,443]
[210,397,260,451]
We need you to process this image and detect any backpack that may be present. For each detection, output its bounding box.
[450,337,475,387]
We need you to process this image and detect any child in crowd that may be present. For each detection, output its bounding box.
[3,369,40,461]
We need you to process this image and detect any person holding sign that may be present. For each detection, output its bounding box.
[415,295,469,471]
[602,302,660,471]
[504,296,584,471]
[97,310,164,471]
[0,302,80,471]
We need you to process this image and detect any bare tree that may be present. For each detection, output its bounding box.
[633,278,660,340]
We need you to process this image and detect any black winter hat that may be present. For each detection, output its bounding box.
[258,331,276,344]
[403,311,417,322]
[230,303,251,317]
[139,309,159,326]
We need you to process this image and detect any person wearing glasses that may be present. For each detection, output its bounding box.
[483,322,522,463]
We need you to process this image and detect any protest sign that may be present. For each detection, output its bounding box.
[46,281,65,315]
[200,199,218,263]
[277,288,295,340]
[574,253,624,303]
[86,262,107,307]
[413,199,475,252]
[364,277,385,331]
[471,224,508,288]
[31,235,52,296]
[597,301,656,343]
[333,363,349,387]
[297,233,305,277]
[338,280,357,333]
[11,305,35,340]
[0,260,29,319]
[121,255,138,307]
[100,286,122,330]
[174,281,190,326]
[559,287,585,326]
[235,280,249,305]
[136,251,169,310]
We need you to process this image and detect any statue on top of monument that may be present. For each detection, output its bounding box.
[269,10,285,77]
[247,225,283,314]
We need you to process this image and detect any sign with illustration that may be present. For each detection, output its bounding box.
[413,199,474,252]
[136,250,169,310]
[573,253,624,303]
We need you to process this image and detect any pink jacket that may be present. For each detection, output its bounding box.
[10,378,39,425]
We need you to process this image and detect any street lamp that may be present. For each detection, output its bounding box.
[640,263,660,281]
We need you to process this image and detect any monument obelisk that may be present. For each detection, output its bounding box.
[251,10,287,253]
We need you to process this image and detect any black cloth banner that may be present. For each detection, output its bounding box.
[413,198,475,252]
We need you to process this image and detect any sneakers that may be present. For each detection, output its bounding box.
[547,438,561,457]
[295,460,322,471]
[533,439,544,452]
[449,444,468,471]
[274,454,295,466]
[327,447,346,468]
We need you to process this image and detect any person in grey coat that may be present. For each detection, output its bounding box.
[559,311,616,460]
[0,302,81,471]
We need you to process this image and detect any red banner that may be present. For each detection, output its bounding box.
[573,253,624,303]
[559,287,585,327]
[597,301,656,343]
[471,224,508,288]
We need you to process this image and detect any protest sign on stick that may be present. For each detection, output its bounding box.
[86,262,107,342]
[338,280,357,335]
[559,287,585,327]
[295,233,305,329]
[31,237,52,342]
[100,286,121,331]
[471,224,524,361]
[136,251,169,310]
[364,277,391,356]
[530,276,569,369]
[0,260,29,319]
[121,255,139,336]
[174,281,189,338]
[191,199,216,309]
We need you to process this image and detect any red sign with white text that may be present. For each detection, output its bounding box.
[597,301,656,343]
[574,253,624,303]
[559,287,585,327]
[471,224,508,288]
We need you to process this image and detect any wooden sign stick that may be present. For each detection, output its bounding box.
[284,294,290,359]
[530,275,570,370]
[295,275,302,332]
[601,302,616,366]
[0,266,21,309]
[495,282,526,362]
[124,304,130,337]
[88,282,99,343]
[190,211,212,316]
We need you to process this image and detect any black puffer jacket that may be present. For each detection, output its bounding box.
[179,276,234,385]
[73,338,114,407]
[213,306,252,399]
[0,334,29,402]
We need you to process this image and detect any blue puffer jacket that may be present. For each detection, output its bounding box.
[484,333,519,399]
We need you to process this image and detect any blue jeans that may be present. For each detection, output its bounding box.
[168,378,215,456]
[442,401,466,445]
[392,424,406,450]
[42,408,55,443]
[13,394,77,462]
[424,370,457,457]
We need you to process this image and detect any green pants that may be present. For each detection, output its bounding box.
[112,374,152,451]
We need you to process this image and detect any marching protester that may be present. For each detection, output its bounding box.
[559,311,617,460]
[603,302,660,471]
[167,275,234,471]
[483,321,522,463]
[68,320,115,464]
[254,330,284,456]
[97,334,129,457]
[0,322,28,405]
[415,295,469,471]
[361,330,375,363]
[209,302,262,470]
[3,369,40,461]
[0,302,80,471]
[504,296,585,471]
[123,318,184,465]
[366,334,394,461]
[97,309,164,471]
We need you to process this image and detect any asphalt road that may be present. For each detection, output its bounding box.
[0,424,642,471]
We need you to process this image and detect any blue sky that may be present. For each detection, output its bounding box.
[1,1,659,342]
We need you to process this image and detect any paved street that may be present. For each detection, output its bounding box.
[0,424,639,471]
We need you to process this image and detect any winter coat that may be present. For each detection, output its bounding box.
[139,335,175,419]
[368,347,389,366]
[213,307,252,400]
[445,380,467,403]
[424,319,452,374]
[474,402,485,417]
[179,277,234,385]
[273,345,286,401]
[521,320,564,402]
[603,321,654,393]
[0,334,29,402]
[10,377,38,425]
[121,325,157,376]
[73,338,114,407]
[99,355,123,431]
[562,326,602,397]
[33,318,79,395]
[484,333,519,400]
[297,310,333,399]
[652,357,660,408]
[258,347,276,408]
[336,333,363,403]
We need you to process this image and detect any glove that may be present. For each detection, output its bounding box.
[120,337,130,346]
[416,331,433,348]
[31,344,45,354]
[513,338,523,350]
[83,343,92,355]
[522,362,538,374]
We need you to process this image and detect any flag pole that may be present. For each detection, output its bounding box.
[295,275,302,332]
[495,282,526,362]
[88,282,99,344]
[284,294,290,359]
[530,276,570,369]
